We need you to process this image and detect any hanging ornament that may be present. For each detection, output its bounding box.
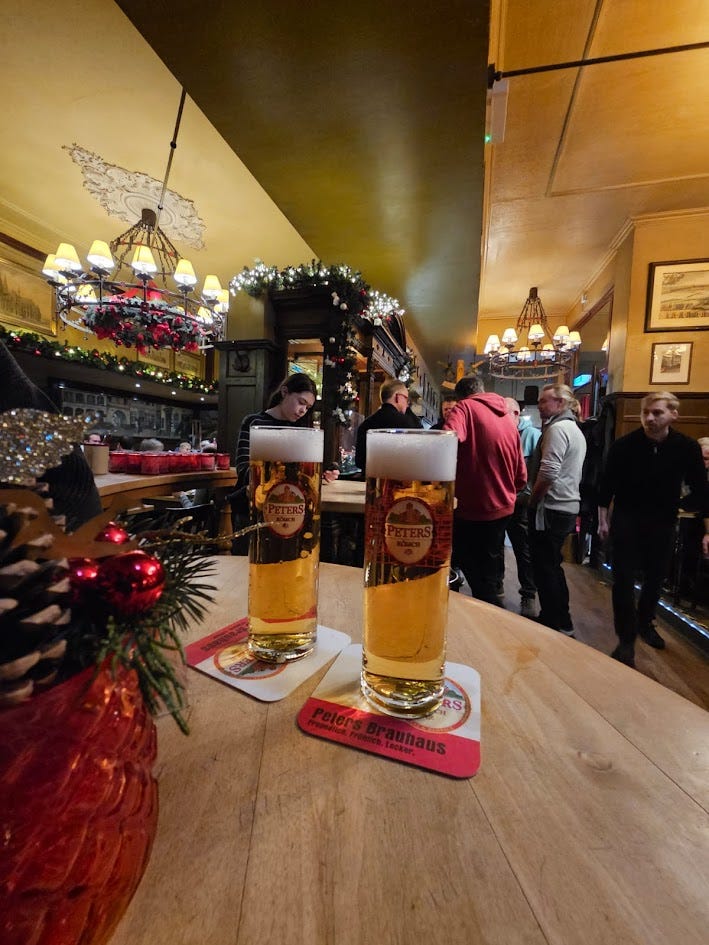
[96,551,166,616]
[67,557,100,602]
[94,522,130,545]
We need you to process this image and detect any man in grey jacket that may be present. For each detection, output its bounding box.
[528,384,586,637]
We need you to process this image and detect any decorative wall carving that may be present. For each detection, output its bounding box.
[64,144,205,248]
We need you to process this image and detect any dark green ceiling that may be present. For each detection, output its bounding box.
[115,0,490,369]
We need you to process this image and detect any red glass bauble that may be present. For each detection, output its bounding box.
[95,521,130,544]
[68,556,100,593]
[96,551,165,616]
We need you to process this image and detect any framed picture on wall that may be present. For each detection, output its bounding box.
[649,341,693,385]
[174,349,204,378]
[137,347,173,371]
[0,252,56,336]
[645,259,709,332]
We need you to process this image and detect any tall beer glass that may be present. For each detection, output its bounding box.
[248,426,323,662]
[362,429,458,716]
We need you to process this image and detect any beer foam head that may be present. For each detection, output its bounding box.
[250,426,323,463]
[366,430,458,481]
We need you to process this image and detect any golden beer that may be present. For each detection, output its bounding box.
[248,427,323,662]
[362,430,458,716]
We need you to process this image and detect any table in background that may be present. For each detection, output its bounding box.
[320,478,365,513]
[96,469,236,535]
[110,558,709,945]
[321,479,365,566]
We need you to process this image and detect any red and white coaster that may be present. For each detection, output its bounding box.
[185,618,351,701]
[297,644,481,778]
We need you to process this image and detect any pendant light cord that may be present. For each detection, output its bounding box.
[155,88,187,227]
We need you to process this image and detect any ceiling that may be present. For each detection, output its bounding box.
[1,0,707,375]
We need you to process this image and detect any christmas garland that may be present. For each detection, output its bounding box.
[86,297,210,351]
[231,260,413,425]
[0,325,218,394]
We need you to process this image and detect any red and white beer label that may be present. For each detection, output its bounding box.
[263,482,307,537]
[384,498,434,564]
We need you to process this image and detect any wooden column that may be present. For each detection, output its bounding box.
[215,340,281,458]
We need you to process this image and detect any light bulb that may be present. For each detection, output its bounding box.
[202,275,222,300]
[87,240,114,272]
[483,334,501,355]
[130,245,157,275]
[215,288,230,313]
[174,258,198,287]
[54,243,82,272]
[42,254,66,284]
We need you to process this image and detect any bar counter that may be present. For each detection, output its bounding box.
[110,558,709,945]
[95,468,236,511]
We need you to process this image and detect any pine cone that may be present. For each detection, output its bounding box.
[0,499,73,707]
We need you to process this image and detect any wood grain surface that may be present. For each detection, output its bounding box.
[109,558,709,945]
[321,479,366,514]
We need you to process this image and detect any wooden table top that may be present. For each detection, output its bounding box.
[110,558,709,945]
[321,478,365,513]
[96,468,236,498]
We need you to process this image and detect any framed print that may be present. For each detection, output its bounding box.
[650,341,692,385]
[645,259,709,332]
[137,347,173,371]
[0,254,56,336]
[174,349,205,378]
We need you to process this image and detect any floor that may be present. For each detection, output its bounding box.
[463,547,709,713]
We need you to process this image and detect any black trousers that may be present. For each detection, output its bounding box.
[453,515,509,606]
[506,492,537,600]
[528,507,577,632]
[609,510,675,645]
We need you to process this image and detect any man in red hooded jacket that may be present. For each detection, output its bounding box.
[444,375,527,605]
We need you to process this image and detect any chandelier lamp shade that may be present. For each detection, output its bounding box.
[40,91,228,353]
[42,214,228,353]
[483,287,581,380]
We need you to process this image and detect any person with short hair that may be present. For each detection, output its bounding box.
[354,378,417,475]
[139,438,164,452]
[598,390,708,667]
[444,374,526,605]
[527,384,586,637]
[503,397,540,617]
[431,394,458,430]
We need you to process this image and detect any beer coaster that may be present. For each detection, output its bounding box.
[297,645,481,779]
[185,618,351,701]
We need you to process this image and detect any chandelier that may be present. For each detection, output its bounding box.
[482,287,581,380]
[40,91,228,353]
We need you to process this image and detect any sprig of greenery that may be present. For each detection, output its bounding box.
[0,325,217,394]
[72,521,264,733]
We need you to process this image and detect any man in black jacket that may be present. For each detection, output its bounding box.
[354,378,418,475]
[598,390,708,667]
